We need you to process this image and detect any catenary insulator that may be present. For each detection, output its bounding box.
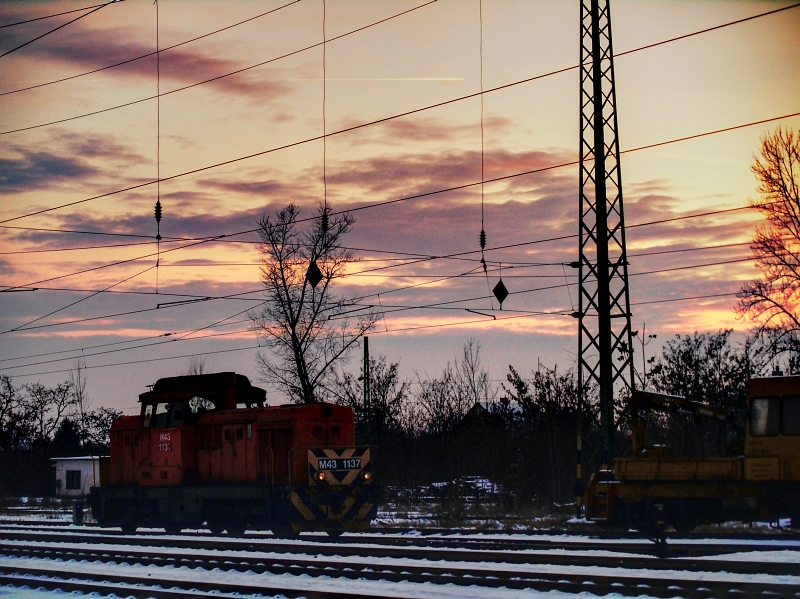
[154,200,162,223]
[479,229,486,250]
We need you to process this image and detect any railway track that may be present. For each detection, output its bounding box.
[5,517,799,540]
[3,525,799,558]
[2,529,799,598]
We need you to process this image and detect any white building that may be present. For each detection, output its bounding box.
[52,456,103,498]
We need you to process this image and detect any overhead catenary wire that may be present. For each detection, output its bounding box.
[477,0,493,309]
[2,284,745,377]
[155,0,162,294]
[0,0,121,58]
[0,0,438,134]
[3,264,156,334]
[3,103,797,227]
[2,1,794,133]
[0,303,260,365]
[4,7,794,379]
[0,3,112,29]
[0,190,767,310]
[0,0,300,95]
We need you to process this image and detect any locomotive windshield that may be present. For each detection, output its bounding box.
[749,396,800,436]
[149,402,183,428]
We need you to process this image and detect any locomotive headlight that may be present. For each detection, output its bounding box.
[317,471,326,481]
[363,471,372,481]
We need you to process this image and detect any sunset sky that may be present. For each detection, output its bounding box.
[1,0,799,413]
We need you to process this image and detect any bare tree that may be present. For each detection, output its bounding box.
[0,375,21,449]
[69,358,90,437]
[250,204,377,403]
[21,381,77,446]
[186,355,212,376]
[454,338,496,406]
[414,339,496,435]
[330,355,411,440]
[738,127,800,335]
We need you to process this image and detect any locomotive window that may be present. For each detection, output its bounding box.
[189,396,216,414]
[143,404,153,429]
[783,396,800,435]
[169,402,183,427]
[751,397,780,436]
[154,403,170,428]
[152,403,182,428]
[236,428,244,440]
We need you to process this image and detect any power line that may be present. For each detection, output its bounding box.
[0,0,300,95]
[1,325,253,371]
[0,240,159,254]
[3,286,748,378]
[2,300,263,370]
[0,235,223,292]
[0,288,264,335]
[4,264,155,334]
[0,306,258,364]
[4,344,261,378]
[0,224,154,239]
[0,0,121,59]
[0,0,438,133]
[0,4,110,29]
[0,203,761,314]
[3,0,793,131]
[3,104,797,227]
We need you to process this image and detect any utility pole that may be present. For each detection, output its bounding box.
[575,0,635,501]
[363,336,370,431]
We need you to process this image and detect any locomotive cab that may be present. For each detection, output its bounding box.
[744,376,800,480]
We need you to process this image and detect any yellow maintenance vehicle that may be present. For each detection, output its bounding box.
[585,375,800,532]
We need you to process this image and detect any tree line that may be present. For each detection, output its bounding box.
[0,366,121,497]
[327,329,784,509]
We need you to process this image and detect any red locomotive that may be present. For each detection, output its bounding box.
[88,372,378,536]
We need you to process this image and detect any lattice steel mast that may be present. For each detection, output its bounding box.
[576,0,635,471]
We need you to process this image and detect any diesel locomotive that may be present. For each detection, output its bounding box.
[87,372,379,536]
[585,375,800,532]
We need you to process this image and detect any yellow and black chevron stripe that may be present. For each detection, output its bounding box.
[307,447,371,486]
[290,484,376,525]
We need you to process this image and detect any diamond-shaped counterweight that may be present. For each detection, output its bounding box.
[492,279,508,307]
[306,260,323,288]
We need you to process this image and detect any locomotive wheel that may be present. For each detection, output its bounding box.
[207,520,224,536]
[120,521,138,535]
[226,521,246,537]
[271,522,298,539]
[326,530,343,539]
[164,523,183,535]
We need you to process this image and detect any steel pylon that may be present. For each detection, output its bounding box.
[576,0,635,469]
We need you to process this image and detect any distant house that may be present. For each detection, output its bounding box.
[52,456,104,498]
[456,401,522,432]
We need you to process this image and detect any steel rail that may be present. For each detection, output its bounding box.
[3,539,800,577]
[3,518,800,541]
[1,548,798,599]
[4,526,800,558]
[0,566,374,599]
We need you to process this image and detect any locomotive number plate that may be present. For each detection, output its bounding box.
[318,458,361,470]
